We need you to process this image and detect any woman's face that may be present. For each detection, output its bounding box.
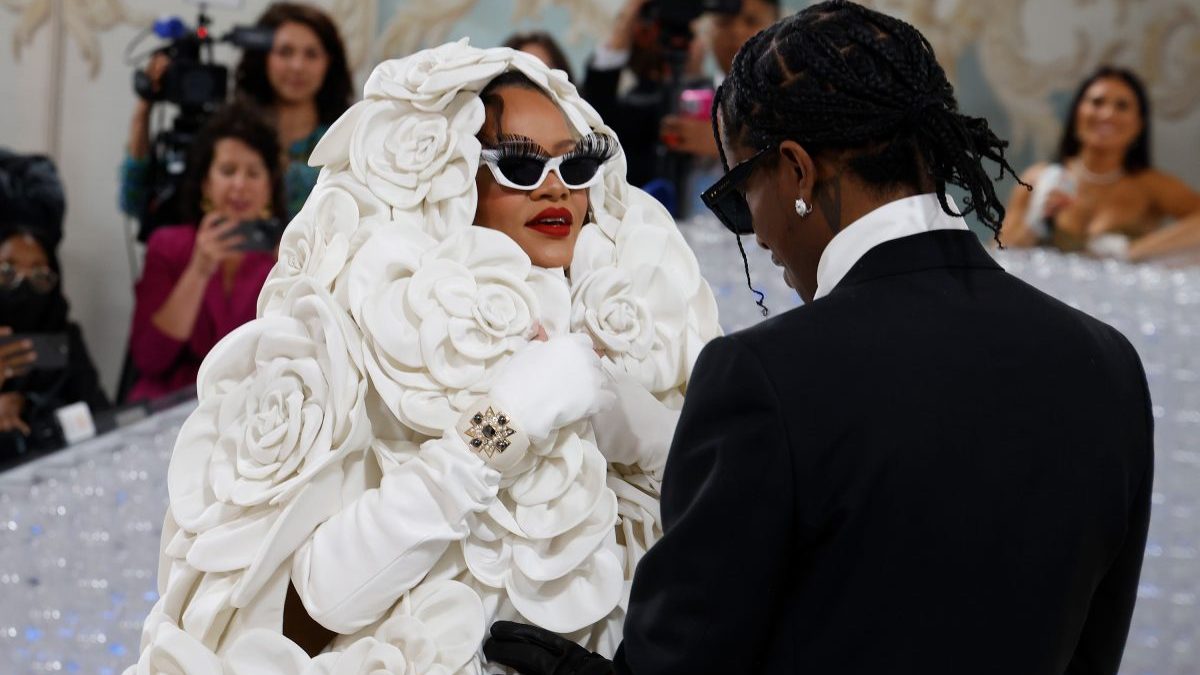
[0,234,51,284]
[267,21,329,106]
[202,138,273,221]
[474,86,590,270]
[1074,77,1143,155]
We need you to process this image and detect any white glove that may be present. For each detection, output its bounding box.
[490,333,613,442]
[591,370,680,477]
[455,334,611,473]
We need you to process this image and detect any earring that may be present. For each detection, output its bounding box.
[261,204,273,219]
[795,197,813,217]
[201,196,214,214]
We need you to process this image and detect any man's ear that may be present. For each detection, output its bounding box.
[776,140,815,198]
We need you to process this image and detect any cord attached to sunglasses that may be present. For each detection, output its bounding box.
[733,233,769,317]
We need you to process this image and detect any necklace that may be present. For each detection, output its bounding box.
[1072,159,1125,185]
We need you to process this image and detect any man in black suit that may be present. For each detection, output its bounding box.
[484,2,1152,673]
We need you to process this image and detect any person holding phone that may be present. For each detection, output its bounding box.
[0,150,108,456]
[126,101,286,403]
[658,0,781,159]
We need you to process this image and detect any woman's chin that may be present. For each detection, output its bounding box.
[520,236,577,269]
[529,249,573,269]
[225,208,267,222]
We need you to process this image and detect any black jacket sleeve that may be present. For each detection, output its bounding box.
[613,335,795,674]
[1066,341,1154,674]
[581,60,623,128]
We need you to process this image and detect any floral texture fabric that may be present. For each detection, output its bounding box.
[128,39,720,674]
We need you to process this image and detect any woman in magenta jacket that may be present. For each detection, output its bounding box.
[127,102,286,402]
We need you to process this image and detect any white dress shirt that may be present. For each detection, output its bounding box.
[814,193,969,300]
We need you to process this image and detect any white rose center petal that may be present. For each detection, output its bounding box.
[474,286,523,336]
[599,296,641,336]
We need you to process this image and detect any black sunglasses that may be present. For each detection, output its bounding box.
[701,144,776,235]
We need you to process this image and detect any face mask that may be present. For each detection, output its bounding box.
[0,281,58,333]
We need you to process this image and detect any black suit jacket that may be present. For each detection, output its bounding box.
[613,230,1153,674]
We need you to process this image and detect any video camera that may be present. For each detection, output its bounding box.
[637,0,741,216]
[642,0,742,51]
[127,3,273,239]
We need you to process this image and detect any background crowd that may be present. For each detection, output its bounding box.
[1,0,1198,466]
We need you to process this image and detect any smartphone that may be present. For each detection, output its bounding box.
[0,332,69,370]
[678,88,716,121]
[225,218,283,252]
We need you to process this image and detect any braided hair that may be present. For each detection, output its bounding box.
[716,0,1023,242]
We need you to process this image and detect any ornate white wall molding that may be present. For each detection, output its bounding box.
[860,0,1200,155]
[4,0,150,77]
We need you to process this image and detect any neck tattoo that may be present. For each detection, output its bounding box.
[816,173,844,234]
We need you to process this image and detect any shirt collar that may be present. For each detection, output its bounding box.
[813,193,968,300]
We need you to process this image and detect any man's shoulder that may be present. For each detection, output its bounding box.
[717,301,846,372]
[729,293,863,346]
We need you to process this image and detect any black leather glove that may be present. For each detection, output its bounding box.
[484,621,614,675]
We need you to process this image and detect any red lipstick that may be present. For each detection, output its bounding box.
[525,207,574,238]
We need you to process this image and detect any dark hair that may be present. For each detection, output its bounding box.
[177,101,287,226]
[478,71,554,145]
[717,0,1022,241]
[503,32,575,84]
[1055,66,1151,173]
[234,2,353,125]
[0,150,65,255]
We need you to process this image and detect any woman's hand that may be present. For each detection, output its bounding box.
[0,392,29,436]
[489,333,613,444]
[661,115,720,158]
[187,212,244,278]
[1041,189,1075,220]
[0,327,36,388]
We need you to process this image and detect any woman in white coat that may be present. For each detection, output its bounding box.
[128,41,719,674]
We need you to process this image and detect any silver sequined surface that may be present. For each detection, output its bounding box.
[0,215,1195,673]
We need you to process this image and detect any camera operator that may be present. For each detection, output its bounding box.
[581,0,780,210]
[660,0,779,158]
[581,0,708,188]
[0,150,109,460]
[120,2,352,228]
[125,102,285,403]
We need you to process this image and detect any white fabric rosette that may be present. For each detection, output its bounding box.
[259,173,390,315]
[573,189,721,397]
[343,223,570,437]
[130,618,224,675]
[128,581,483,675]
[461,422,623,634]
[310,78,485,240]
[363,38,508,111]
[164,279,369,614]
